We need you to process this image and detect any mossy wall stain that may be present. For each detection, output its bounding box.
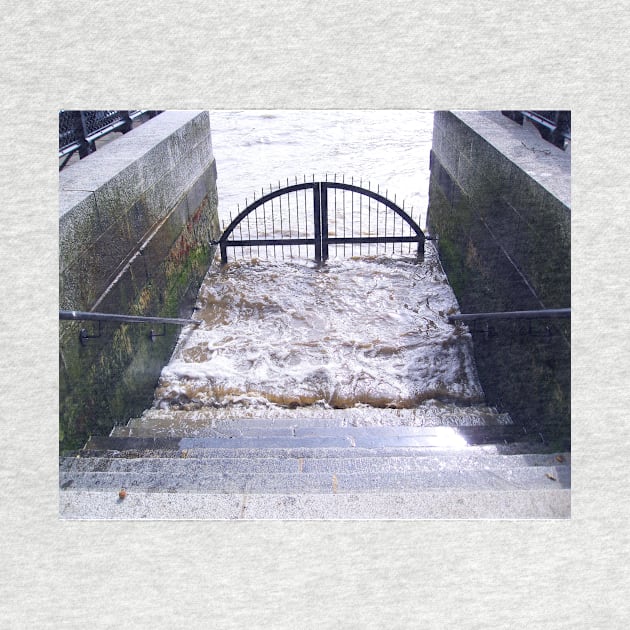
[427,112,570,445]
[60,185,219,452]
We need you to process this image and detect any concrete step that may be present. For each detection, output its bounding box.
[117,403,512,437]
[112,411,513,438]
[90,424,521,453]
[60,452,570,475]
[59,462,570,494]
[111,423,514,440]
[59,488,571,519]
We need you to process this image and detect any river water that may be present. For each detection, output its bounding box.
[150,111,487,423]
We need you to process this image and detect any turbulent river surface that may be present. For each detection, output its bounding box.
[150,111,487,425]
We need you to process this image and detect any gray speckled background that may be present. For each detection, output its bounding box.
[1,1,628,627]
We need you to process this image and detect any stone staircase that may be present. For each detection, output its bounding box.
[59,406,570,519]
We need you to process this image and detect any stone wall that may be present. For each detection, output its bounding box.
[427,111,570,444]
[59,111,220,451]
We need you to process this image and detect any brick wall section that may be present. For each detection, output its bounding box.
[59,111,220,450]
[427,111,570,444]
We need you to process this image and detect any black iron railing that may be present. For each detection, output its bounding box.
[501,110,571,150]
[59,110,161,169]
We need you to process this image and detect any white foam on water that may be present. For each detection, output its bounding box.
[154,246,483,412]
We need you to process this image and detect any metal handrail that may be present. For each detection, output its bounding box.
[448,308,570,323]
[59,310,201,326]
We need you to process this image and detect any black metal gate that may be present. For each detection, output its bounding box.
[218,178,425,264]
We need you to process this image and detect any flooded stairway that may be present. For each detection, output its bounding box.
[60,417,569,519]
[59,248,570,519]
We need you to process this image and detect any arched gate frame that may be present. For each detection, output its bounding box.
[219,181,425,264]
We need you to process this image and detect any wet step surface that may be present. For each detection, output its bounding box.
[93,424,521,452]
[123,403,513,432]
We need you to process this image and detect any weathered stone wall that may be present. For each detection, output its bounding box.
[59,111,220,451]
[427,111,570,444]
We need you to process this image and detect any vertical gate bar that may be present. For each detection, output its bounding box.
[270,184,277,258]
[344,173,348,255]
[400,199,407,255]
[228,211,234,262]
[237,209,245,260]
[392,194,396,254]
[353,176,359,256]
[310,174,316,255]
[333,176,337,257]
[375,184,379,256]
[262,188,269,259]
[297,176,304,258]
[342,182,347,257]
[287,178,293,258]
[384,189,388,254]
[321,182,329,261]
[313,181,322,262]
[253,196,260,258]
[366,179,372,256]
[277,183,285,260]
[246,206,252,259]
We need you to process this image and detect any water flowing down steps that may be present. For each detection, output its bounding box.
[59,412,570,519]
[59,251,569,518]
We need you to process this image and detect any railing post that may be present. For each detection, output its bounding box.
[121,111,134,133]
[417,233,425,262]
[77,111,93,158]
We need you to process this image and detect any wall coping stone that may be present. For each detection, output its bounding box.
[451,110,571,209]
[59,110,210,219]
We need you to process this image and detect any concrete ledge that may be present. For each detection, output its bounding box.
[450,111,570,208]
[59,111,215,309]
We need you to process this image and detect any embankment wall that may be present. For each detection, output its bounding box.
[59,111,220,450]
[427,111,570,443]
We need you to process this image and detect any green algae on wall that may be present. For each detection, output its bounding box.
[59,112,220,452]
[59,193,219,452]
[427,111,571,445]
